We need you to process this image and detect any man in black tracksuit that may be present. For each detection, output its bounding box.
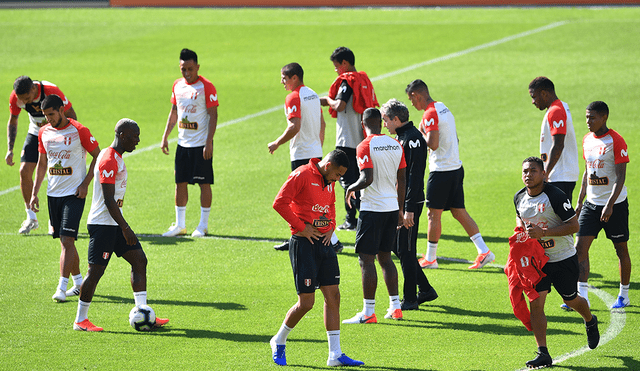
[381,99,438,310]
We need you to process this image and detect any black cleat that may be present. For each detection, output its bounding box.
[400,300,419,311]
[274,241,289,251]
[417,287,438,304]
[586,315,600,349]
[337,220,356,231]
[525,351,552,368]
[332,241,344,253]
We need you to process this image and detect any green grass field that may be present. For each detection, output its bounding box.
[0,6,639,371]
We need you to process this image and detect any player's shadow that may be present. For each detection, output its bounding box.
[417,233,509,244]
[551,355,640,370]
[138,235,200,246]
[288,363,431,371]
[92,294,246,310]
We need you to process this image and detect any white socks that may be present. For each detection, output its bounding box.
[198,207,210,230]
[426,242,438,262]
[619,284,630,300]
[331,232,339,245]
[389,296,401,310]
[71,273,83,287]
[75,300,90,323]
[578,282,590,306]
[134,291,147,306]
[176,206,186,228]
[363,299,376,316]
[57,277,69,292]
[273,323,292,345]
[327,330,342,360]
[470,233,490,254]
[26,207,37,221]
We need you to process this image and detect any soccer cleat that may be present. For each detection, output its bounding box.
[48,220,54,235]
[400,300,419,311]
[525,351,552,368]
[337,220,356,231]
[154,318,170,327]
[611,295,630,309]
[586,315,600,349]
[417,287,438,304]
[327,353,364,367]
[384,308,403,320]
[191,227,208,238]
[419,256,438,269]
[52,289,66,302]
[273,241,289,251]
[162,224,187,237]
[270,337,286,366]
[74,319,103,332]
[468,251,495,269]
[342,312,377,324]
[560,303,574,312]
[18,219,39,234]
[332,241,344,253]
[66,285,81,297]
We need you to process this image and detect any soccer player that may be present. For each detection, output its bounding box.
[28,95,99,302]
[74,118,169,332]
[320,46,379,231]
[515,157,599,368]
[271,149,363,367]
[161,48,219,238]
[405,79,495,270]
[575,101,631,309]
[342,108,406,323]
[7,76,77,234]
[528,76,579,203]
[268,62,343,253]
[380,99,438,310]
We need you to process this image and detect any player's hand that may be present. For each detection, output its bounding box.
[321,229,333,246]
[161,139,170,155]
[122,225,138,246]
[203,142,213,160]
[75,183,89,199]
[29,195,39,213]
[297,224,322,244]
[345,190,356,208]
[526,223,544,239]
[600,204,613,223]
[5,151,14,166]
[402,211,414,229]
[267,141,279,154]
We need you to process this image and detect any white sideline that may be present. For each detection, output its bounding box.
[0,20,567,196]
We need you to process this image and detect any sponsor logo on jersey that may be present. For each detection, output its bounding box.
[311,182,320,187]
[537,203,545,213]
[312,204,330,214]
[339,85,347,94]
[102,169,114,178]
[373,144,401,152]
[304,279,311,287]
[588,172,608,186]
[303,94,318,101]
[291,170,301,178]
[563,201,571,211]
[183,104,198,114]
[520,256,530,268]
[178,116,198,130]
[49,161,72,176]
[621,149,628,157]
[48,150,71,160]
[90,136,96,144]
[540,239,555,249]
[553,120,564,128]
[210,93,218,102]
[63,97,69,106]
[313,213,331,229]
[586,159,605,169]
[438,107,450,115]
[423,118,435,127]
[409,139,421,148]
[103,252,110,260]
[286,105,298,116]
[357,155,369,165]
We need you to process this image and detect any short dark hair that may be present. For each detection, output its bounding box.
[381,99,409,123]
[40,94,64,111]
[115,118,139,135]
[586,101,609,116]
[522,156,544,170]
[13,76,33,95]
[180,48,198,64]
[528,76,555,93]
[327,148,350,169]
[362,107,382,132]
[281,63,304,81]
[405,79,429,95]
[330,46,355,66]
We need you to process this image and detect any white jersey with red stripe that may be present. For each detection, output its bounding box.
[419,101,462,172]
[285,85,323,161]
[540,99,579,182]
[37,119,98,197]
[9,81,72,136]
[356,134,406,212]
[171,75,219,148]
[582,129,629,206]
[87,147,128,226]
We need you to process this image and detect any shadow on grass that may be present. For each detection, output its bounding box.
[93,294,246,310]
[285,363,431,371]
[417,233,509,244]
[552,355,640,370]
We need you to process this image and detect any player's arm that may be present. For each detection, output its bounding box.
[29,152,48,212]
[102,182,138,245]
[601,162,626,222]
[322,96,347,112]
[319,110,326,146]
[396,167,406,227]
[203,105,217,160]
[425,130,439,151]
[76,146,101,199]
[161,105,178,155]
[575,166,588,217]
[345,168,373,208]
[64,106,77,120]
[5,114,19,166]
[545,133,565,181]
[268,117,300,154]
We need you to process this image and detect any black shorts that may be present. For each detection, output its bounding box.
[291,157,321,172]
[20,133,39,163]
[289,235,340,294]
[577,199,629,243]
[355,210,398,255]
[87,224,143,266]
[536,254,579,301]
[549,181,576,204]
[426,167,465,210]
[47,195,85,239]
[175,145,214,184]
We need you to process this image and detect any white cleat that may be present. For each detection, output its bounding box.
[162,224,187,237]
[19,219,39,234]
[52,289,67,302]
[66,285,81,297]
[191,227,208,238]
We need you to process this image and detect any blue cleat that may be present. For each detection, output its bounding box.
[611,295,630,309]
[270,337,286,366]
[560,303,574,312]
[327,353,364,367]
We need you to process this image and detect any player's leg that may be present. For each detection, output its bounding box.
[395,224,417,305]
[192,183,211,237]
[612,241,632,308]
[575,235,595,304]
[122,248,148,293]
[527,290,553,368]
[164,145,189,236]
[321,284,364,367]
[52,196,85,302]
[378,251,402,320]
[271,292,315,366]
[419,207,442,268]
[18,161,39,233]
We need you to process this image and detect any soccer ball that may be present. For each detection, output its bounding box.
[129,304,156,331]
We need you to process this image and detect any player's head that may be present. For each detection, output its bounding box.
[528,76,556,111]
[362,107,382,135]
[405,79,430,110]
[320,149,349,183]
[41,94,66,128]
[179,48,200,84]
[115,118,140,153]
[14,76,36,103]
[521,156,545,190]
[281,63,304,91]
[381,99,409,135]
[330,47,355,74]
[586,101,609,134]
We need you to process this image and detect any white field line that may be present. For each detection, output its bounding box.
[0,20,567,195]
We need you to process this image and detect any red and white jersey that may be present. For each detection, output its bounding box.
[87,147,128,226]
[420,101,462,172]
[356,134,406,212]
[9,80,72,136]
[582,129,629,205]
[170,75,219,148]
[540,100,579,182]
[273,158,336,235]
[38,119,98,197]
[285,85,323,161]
